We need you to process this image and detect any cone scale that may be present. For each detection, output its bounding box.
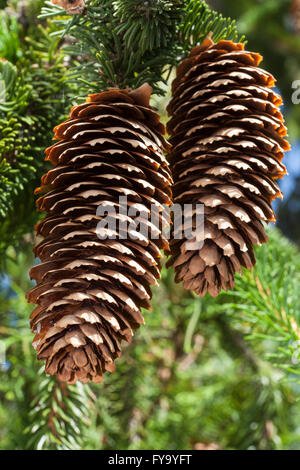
[166,37,289,298]
[27,84,172,384]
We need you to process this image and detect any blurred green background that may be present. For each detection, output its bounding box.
[1,0,300,450]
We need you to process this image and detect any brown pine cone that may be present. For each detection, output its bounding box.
[166,37,289,298]
[26,84,172,384]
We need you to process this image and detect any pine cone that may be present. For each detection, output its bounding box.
[166,37,289,297]
[26,84,172,384]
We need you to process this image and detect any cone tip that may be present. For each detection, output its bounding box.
[129,83,153,107]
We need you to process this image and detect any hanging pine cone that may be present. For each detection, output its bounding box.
[26,84,172,384]
[166,37,289,298]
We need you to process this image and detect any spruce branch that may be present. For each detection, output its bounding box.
[0,9,20,62]
[40,0,245,95]
[26,373,93,450]
[40,0,183,95]
[113,0,183,55]
[179,0,246,50]
[0,17,71,265]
